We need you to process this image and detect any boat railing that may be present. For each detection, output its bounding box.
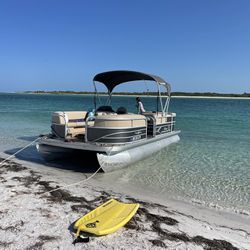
[51,112,68,138]
[85,116,94,143]
[166,119,176,133]
[164,116,176,133]
[147,113,176,136]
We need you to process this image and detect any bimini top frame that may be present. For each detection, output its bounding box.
[93,70,171,114]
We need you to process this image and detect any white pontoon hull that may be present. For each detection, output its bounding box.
[37,131,180,172]
[97,134,180,172]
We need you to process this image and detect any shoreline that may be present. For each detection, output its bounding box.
[172,95,250,100]
[0,154,249,249]
[1,150,249,221]
[90,173,250,230]
[3,92,250,100]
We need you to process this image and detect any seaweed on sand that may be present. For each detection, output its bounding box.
[123,202,238,250]
[12,175,41,188]
[192,236,239,250]
[37,180,112,213]
[6,163,27,172]
[37,180,88,203]
[149,239,166,248]
[0,220,24,232]
[0,176,7,183]
[124,217,141,231]
[0,158,27,172]
[25,235,59,250]
[0,241,12,248]
[148,232,239,249]
[126,197,169,210]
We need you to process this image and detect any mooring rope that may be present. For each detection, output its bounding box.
[40,146,114,195]
[0,137,41,167]
[0,135,113,196]
[0,127,117,205]
[41,165,103,196]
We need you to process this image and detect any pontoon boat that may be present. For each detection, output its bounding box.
[37,70,180,172]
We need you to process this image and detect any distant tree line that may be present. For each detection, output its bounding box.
[25,90,250,97]
[170,92,250,97]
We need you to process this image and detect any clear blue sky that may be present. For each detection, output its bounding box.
[0,0,250,93]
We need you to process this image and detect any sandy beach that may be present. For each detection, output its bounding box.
[0,154,249,250]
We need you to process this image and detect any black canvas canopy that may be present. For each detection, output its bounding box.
[93,70,170,93]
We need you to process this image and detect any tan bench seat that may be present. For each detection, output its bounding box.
[51,111,94,138]
[52,111,87,125]
[93,114,146,128]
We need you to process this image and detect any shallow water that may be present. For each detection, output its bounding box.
[0,93,249,214]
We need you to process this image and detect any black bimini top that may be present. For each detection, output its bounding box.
[93,70,170,93]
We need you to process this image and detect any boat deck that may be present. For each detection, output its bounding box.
[39,130,180,156]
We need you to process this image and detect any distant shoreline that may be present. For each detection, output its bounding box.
[20,91,250,99]
[172,95,250,100]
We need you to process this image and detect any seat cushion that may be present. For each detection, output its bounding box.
[94,114,146,128]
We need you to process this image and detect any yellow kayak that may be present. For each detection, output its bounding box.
[74,198,139,236]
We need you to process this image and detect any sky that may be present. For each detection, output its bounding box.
[0,0,250,93]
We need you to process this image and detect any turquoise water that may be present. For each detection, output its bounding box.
[0,93,249,214]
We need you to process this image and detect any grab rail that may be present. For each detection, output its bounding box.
[85,116,93,143]
[51,113,68,138]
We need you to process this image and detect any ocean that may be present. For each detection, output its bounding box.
[0,93,249,215]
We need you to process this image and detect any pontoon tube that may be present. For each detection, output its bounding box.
[97,134,180,172]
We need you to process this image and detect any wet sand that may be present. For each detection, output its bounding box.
[0,157,249,250]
